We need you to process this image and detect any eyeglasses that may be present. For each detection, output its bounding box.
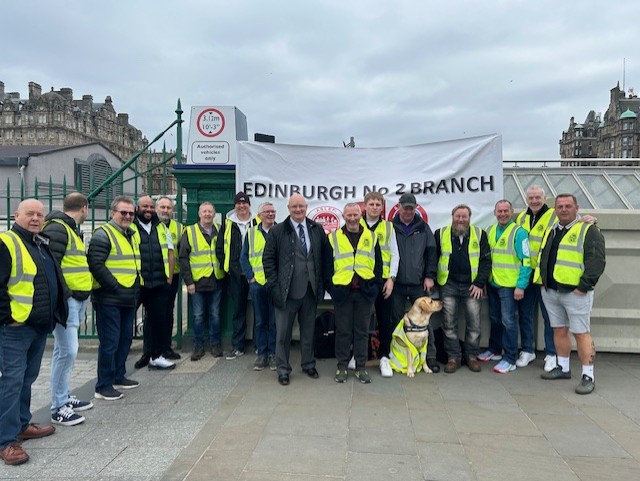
[118,211,135,217]
[261,210,276,215]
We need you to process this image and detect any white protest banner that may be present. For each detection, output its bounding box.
[237,134,502,231]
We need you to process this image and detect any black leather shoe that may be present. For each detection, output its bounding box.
[278,374,290,386]
[163,349,181,360]
[303,368,319,379]
[134,354,150,369]
[426,359,440,373]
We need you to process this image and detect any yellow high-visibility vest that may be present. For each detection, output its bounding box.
[516,209,556,270]
[45,219,91,292]
[533,222,591,286]
[92,223,141,288]
[361,218,392,278]
[185,224,225,281]
[246,226,267,285]
[487,222,524,288]
[130,222,171,278]
[0,231,37,323]
[437,225,481,285]
[167,219,183,274]
[329,228,376,285]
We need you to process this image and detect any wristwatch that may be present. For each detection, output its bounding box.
[390,276,396,282]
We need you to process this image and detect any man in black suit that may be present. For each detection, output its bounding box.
[263,194,332,386]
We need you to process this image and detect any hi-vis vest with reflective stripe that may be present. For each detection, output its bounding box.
[92,223,141,288]
[516,209,556,270]
[533,222,591,286]
[185,224,224,281]
[0,231,36,323]
[487,222,524,288]
[329,229,376,285]
[246,226,267,285]
[167,219,183,274]
[223,217,257,273]
[46,219,91,292]
[437,225,481,286]
[130,222,171,278]
[361,218,392,278]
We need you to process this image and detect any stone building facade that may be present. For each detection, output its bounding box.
[560,83,640,165]
[0,80,178,194]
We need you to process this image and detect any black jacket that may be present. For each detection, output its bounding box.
[134,214,169,289]
[87,221,140,307]
[42,210,91,301]
[434,225,492,288]
[327,226,383,305]
[263,216,333,309]
[392,214,437,285]
[0,224,68,331]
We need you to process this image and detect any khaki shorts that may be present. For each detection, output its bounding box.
[540,288,593,334]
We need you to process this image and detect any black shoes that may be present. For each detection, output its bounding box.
[426,359,440,373]
[134,354,150,369]
[163,349,181,360]
[278,374,290,386]
[303,368,319,379]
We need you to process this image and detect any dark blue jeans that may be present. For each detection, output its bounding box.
[487,285,518,365]
[249,282,276,357]
[95,303,135,391]
[191,289,222,348]
[0,324,47,449]
[518,282,538,353]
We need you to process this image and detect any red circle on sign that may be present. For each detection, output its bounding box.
[196,108,226,138]
[387,203,429,223]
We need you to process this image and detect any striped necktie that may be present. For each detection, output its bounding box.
[298,223,307,253]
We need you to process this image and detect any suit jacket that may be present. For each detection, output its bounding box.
[263,216,332,309]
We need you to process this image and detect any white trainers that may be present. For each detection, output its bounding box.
[544,354,558,372]
[379,357,393,378]
[149,356,176,370]
[515,351,536,368]
[348,356,356,370]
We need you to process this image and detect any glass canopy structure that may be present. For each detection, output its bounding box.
[504,161,640,211]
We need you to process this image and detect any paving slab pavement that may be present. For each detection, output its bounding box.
[3,344,639,481]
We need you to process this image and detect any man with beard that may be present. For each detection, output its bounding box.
[434,204,491,373]
[131,196,175,371]
[155,196,182,361]
[391,193,440,373]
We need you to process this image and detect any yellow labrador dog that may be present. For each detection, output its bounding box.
[389,296,442,377]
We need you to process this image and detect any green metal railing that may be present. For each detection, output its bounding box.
[1,100,186,346]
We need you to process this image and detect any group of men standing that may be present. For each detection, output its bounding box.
[0,185,606,466]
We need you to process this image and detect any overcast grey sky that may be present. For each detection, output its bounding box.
[2,0,638,160]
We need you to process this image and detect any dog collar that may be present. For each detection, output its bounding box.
[403,315,428,333]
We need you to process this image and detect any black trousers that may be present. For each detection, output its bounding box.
[335,290,372,370]
[229,271,249,351]
[391,283,437,361]
[140,284,171,358]
[374,281,393,359]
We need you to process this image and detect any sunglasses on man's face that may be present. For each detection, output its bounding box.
[118,210,135,217]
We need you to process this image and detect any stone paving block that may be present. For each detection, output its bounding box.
[222,412,270,431]
[446,400,541,436]
[265,403,348,438]
[512,393,582,415]
[612,430,640,459]
[582,406,640,433]
[564,456,640,481]
[460,434,579,481]
[3,448,63,479]
[172,356,218,374]
[349,403,412,431]
[99,445,182,478]
[132,419,204,448]
[409,407,459,443]
[31,445,125,478]
[206,427,263,453]
[345,451,422,481]
[416,442,475,481]
[606,396,640,423]
[529,413,631,458]
[280,380,354,407]
[240,472,343,481]
[246,433,346,477]
[348,427,416,455]
[185,448,249,481]
[436,375,516,404]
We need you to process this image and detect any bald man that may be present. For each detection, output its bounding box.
[263,194,333,386]
[1,199,68,465]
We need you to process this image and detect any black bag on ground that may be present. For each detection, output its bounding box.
[314,310,336,358]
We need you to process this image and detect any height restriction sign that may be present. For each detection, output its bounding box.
[196,108,225,137]
[187,106,247,164]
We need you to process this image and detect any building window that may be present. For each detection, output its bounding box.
[610,139,615,149]
[38,114,47,123]
[4,115,12,124]
[623,122,629,130]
